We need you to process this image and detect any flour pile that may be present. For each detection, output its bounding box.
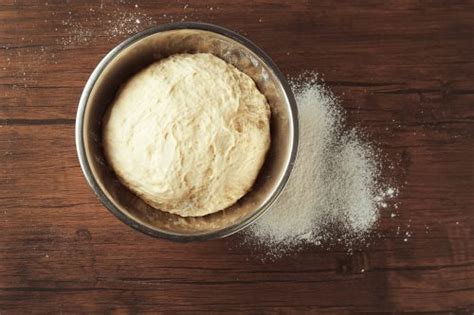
[245,73,397,256]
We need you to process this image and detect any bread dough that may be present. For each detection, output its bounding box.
[103,53,270,217]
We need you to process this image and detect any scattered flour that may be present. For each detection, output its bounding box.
[245,73,398,257]
[56,3,221,47]
[59,4,157,46]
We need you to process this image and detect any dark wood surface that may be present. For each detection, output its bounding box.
[1,1,473,313]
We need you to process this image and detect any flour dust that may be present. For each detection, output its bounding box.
[244,73,398,258]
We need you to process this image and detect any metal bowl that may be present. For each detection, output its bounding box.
[75,22,298,241]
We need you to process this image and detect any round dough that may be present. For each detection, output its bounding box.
[103,53,270,217]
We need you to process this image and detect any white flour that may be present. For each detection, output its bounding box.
[59,4,156,46]
[245,73,397,257]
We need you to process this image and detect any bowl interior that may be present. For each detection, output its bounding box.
[81,26,296,239]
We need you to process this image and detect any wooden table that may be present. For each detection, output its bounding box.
[1,1,473,313]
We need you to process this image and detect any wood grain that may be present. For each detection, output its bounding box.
[1,0,473,313]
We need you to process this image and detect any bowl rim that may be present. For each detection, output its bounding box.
[75,22,299,242]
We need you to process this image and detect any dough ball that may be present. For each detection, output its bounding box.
[103,53,270,217]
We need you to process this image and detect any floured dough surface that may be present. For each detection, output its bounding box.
[103,53,270,217]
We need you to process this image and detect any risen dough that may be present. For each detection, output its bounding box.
[103,53,270,217]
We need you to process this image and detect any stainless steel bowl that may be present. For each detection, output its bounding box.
[76,22,298,241]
